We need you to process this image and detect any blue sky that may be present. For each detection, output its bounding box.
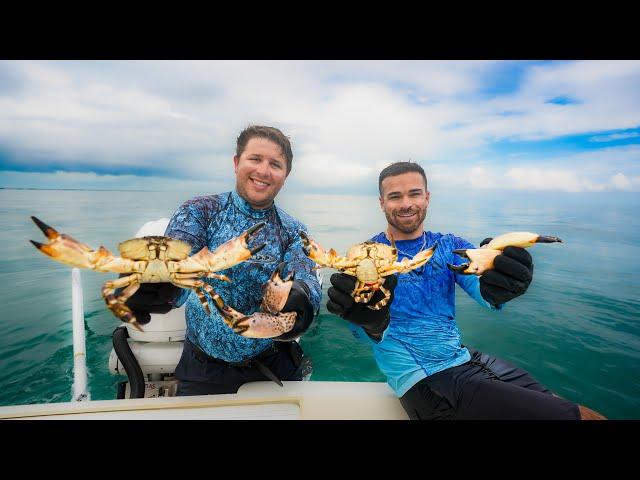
[0,60,638,194]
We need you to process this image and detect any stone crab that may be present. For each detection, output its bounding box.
[300,232,436,310]
[213,262,298,338]
[29,216,266,332]
[447,231,562,275]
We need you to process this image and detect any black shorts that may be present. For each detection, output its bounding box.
[399,348,581,420]
[174,340,310,396]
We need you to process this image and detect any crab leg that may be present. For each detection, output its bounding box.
[171,222,266,275]
[30,216,141,273]
[448,232,563,275]
[170,277,225,315]
[173,272,231,283]
[102,275,144,331]
[353,280,376,303]
[369,284,392,311]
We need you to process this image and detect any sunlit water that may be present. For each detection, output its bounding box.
[1,188,639,418]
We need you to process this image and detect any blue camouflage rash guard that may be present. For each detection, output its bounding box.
[346,231,501,397]
[165,190,322,363]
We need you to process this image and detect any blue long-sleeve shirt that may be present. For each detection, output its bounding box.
[165,190,321,363]
[347,231,500,397]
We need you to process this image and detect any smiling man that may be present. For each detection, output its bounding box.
[326,161,606,420]
[125,125,321,395]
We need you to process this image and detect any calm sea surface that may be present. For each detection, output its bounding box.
[1,188,639,418]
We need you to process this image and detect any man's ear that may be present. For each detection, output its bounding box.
[233,155,239,174]
[379,196,384,210]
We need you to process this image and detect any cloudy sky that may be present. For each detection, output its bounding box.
[1,60,639,195]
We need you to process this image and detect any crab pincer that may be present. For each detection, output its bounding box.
[245,222,268,255]
[215,262,298,338]
[30,216,103,270]
[448,231,562,275]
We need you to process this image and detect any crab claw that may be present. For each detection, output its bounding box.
[448,232,562,275]
[261,262,294,314]
[482,232,562,250]
[216,302,298,339]
[448,247,502,275]
[31,216,60,240]
[224,311,298,339]
[447,263,469,273]
[274,261,294,282]
[30,216,105,269]
[245,222,267,254]
[411,242,437,265]
[300,231,337,267]
[447,248,502,275]
[183,222,267,274]
[212,263,298,339]
[299,231,312,256]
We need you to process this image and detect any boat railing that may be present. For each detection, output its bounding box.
[71,268,89,402]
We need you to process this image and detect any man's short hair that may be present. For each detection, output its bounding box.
[236,125,293,174]
[378,161,428,196]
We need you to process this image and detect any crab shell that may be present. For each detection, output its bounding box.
[301,231,436,310]
[345,241,397,284]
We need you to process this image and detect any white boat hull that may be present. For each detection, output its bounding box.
[0,381,409,420]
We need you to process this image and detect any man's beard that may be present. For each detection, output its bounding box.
[385,207,427,235]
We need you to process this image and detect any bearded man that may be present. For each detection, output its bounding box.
[326,161,605,420]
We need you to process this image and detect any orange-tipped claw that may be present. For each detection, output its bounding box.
[451,232,563,275]
[30,216,98,269]
[31,216,60,240]
[300,231,333,265]
[185,222,268,273]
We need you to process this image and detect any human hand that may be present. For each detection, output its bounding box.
[478,238,534,307]
[273,280,315,341]
[124,282,182,325]
[327,273,398,340]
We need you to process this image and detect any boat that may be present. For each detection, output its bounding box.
[0,219,408,420]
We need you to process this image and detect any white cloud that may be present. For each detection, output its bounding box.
[504,167,606,192]
[424,146,640,193]
[610,173,633,190]
[1,60,639,193]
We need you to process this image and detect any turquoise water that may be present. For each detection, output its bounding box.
[0,188,639,418]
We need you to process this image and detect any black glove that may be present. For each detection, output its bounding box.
[123,282,182,325]
[273,280,315,341]
[478,237,534,307]
[327,273,398,340]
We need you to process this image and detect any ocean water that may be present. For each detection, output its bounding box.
[0,187,639,419]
